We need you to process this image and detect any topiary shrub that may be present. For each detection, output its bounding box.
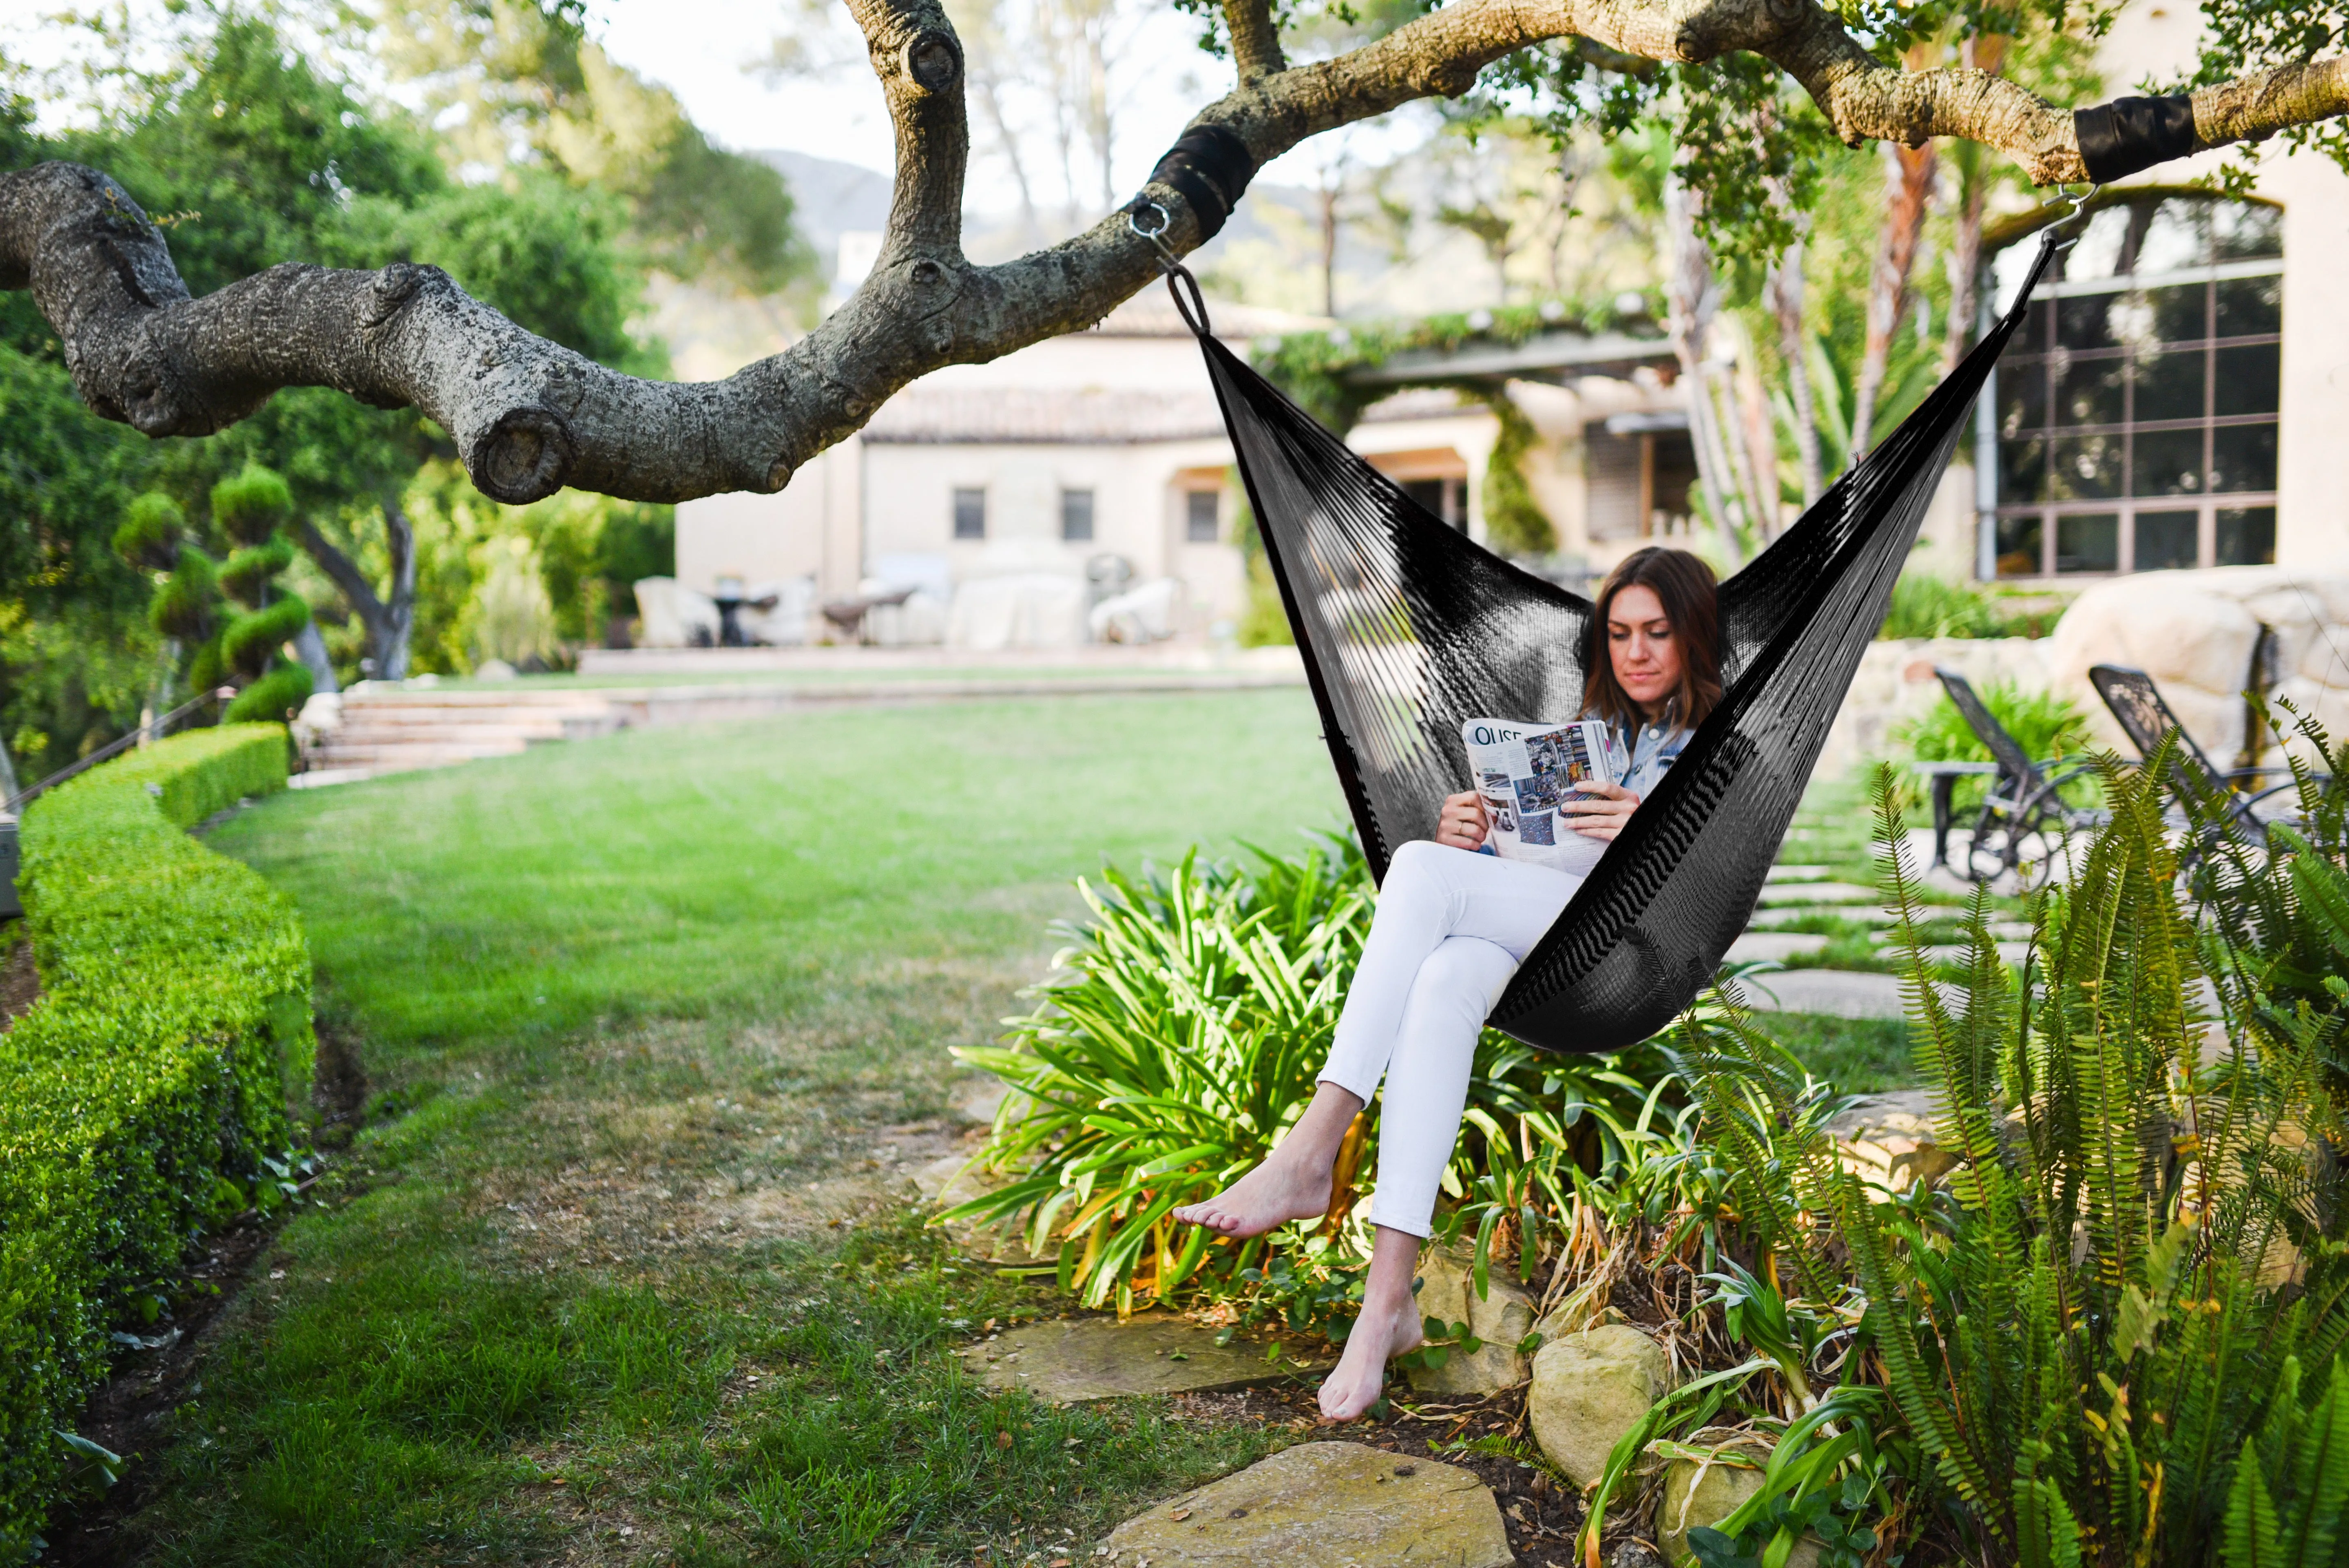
[0,725,308,1554]
[115,463,314,726]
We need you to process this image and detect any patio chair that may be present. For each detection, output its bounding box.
[1928,666,2108,887]
[2086,664,2321,845]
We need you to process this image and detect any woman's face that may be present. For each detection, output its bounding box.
[1607,583,1684,718]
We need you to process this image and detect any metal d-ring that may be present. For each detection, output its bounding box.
[1128,200,1183,272]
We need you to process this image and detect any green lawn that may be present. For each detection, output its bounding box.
[101,690,1918,1564]
[119,692,1342,1566]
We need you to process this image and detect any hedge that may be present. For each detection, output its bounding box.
[0,724,309,1553]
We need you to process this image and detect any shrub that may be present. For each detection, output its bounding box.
[1891,676,2093,814]
[948,840,1665,1333]
[1879,572,2014,639]
[0,725,310,1553]
[1668,765,2349,1566]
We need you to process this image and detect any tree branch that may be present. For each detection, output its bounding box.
[6,0,2349,509]
[1224,0,1286,82]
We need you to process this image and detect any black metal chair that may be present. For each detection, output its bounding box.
[2086,664,2319,845]
[1929,666,2107,887]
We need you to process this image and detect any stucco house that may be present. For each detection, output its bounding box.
[670,283,1693,641]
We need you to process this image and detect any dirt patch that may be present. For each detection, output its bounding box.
[2,930,40,1028]
[40,1012,369,1566]
[37,1215,277,1567]
[310,1016,369,1150]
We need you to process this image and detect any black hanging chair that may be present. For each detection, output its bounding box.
[1139,213,2060,1053]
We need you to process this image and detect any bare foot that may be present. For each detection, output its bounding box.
[1171,1153,1332,1238]
[1316,1297,1424,1423]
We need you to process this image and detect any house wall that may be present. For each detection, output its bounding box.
[858,434,1248,628]
[1955,0,2349,580]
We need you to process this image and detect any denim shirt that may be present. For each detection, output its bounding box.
[1604,712,1691,803]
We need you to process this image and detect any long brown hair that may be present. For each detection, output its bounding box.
[1579,546,1722,730]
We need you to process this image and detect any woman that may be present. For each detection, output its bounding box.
[1172,545,1723,1420]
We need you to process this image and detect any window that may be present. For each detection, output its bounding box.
[1402,477,1467,530]
[1184,489,1219,543]
[953,487,986,540]
[1061,488,1095,542]
[1986,195,2280,577]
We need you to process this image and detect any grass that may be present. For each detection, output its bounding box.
[93,692,1939,1561]
[109,692,1343,1566]
[1752,1013,1917,1095]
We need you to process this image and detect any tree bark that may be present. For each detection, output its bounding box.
[1849,136,1936,461]
[1663,176,1743,568]
[5,0,2349,507]
[294,498,417,681]
[1766,238,1821,506]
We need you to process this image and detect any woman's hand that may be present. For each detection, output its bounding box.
[1434,790,1490,850]
[1560,780,1642,840]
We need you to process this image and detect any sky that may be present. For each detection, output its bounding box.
[0,0,1418,195]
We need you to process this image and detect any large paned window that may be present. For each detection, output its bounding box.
[1986,195,2281,578]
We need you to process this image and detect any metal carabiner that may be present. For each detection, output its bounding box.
[1128,200,1184,274]
[2046,183,2103,252]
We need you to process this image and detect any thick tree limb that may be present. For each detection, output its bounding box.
[1223,0,1286,82]
[6,0,2349,508]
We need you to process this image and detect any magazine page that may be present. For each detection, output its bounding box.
[1460,717,1619,876]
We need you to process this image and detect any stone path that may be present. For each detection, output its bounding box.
[1735,968,1909,1018]
[1095,1442,1513,1568]
[956,1314,1329,1402]
[1752,881,1879,905]
[1723,931,1829,964]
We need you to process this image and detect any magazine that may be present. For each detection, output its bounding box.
[1460,717,1625,875]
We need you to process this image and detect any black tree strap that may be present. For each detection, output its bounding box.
[2075,94,2199,183]
[1126,124,1256,241]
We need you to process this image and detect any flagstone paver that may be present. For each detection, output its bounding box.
[957,1314,1329,1403]
[1095,1441,1512,1568]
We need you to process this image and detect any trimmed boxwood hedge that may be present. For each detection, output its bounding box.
[0,724,309,1552]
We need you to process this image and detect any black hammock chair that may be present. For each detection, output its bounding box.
[1155,223,2061,1054]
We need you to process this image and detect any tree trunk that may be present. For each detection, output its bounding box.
[1767,239,1823,505]
[1943,38,2006,370]
[294,498,417,682]
[292,619,340,694]
[1663,175,1743,568]
[1849,136,1937,461]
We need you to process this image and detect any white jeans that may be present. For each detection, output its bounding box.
[1319,840,1583,1238]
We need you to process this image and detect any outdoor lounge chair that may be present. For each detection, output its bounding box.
[2086,664,2320,845]
[1927,666,2108,887]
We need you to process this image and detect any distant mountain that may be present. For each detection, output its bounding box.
[751,149,893,281]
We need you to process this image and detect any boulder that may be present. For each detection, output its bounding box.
[1095,1440,1512,1567]
[1527,1323,1672,1486]
[958,1313,1326,1402]
[1658,1450,1821,1568]
[1405,1240,1538,1395]
[2047,566,2349,769]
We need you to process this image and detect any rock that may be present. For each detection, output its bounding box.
[1723,931,1829,963]
[1733,968,1908,1020]
[1752,881,1879,906]
[1405,1240,1537,1395]
[1658,1451,1822,1568]
[1527,1323,1672,1486]
[1096,1441,1512,1567]
[956,1313,1328,1403]
[2048,567,2349,770]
